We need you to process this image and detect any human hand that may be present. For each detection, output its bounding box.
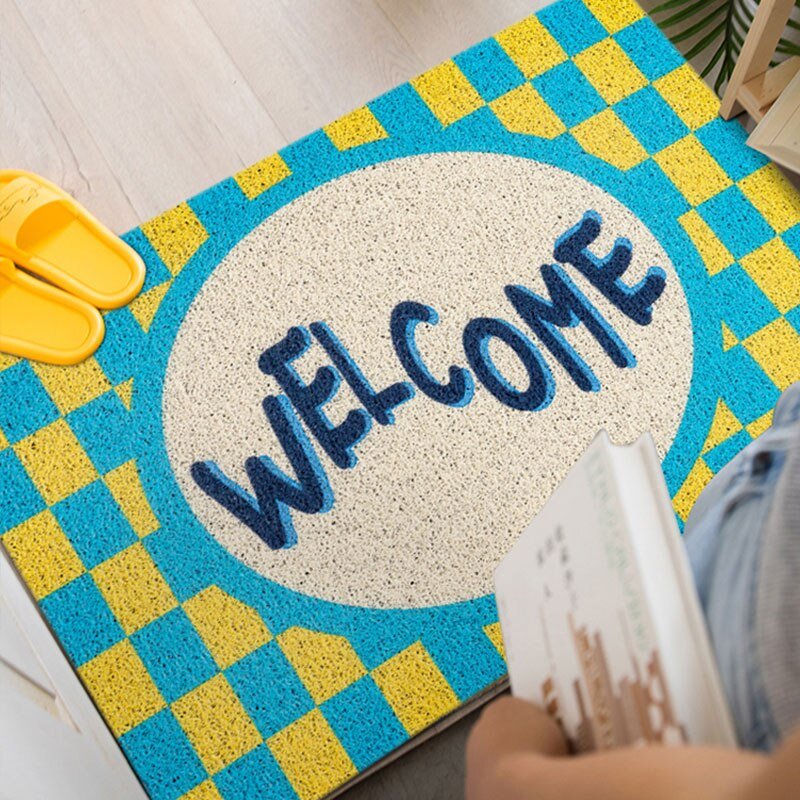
[466,696,777,800]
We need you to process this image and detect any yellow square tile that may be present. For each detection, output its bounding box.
[0,353,19,371]
[489,83,565,138]
[104,460,159,537]
[583,0,644,33]
[179,781,223,800]
[653,135,732,206]
[740,238,800,314]
[411,60,484,126]
[679,209,735,276]
[722,321,739,351]
[2,510,84,599]
[234,153,291,200]
[184,585,270,669]
[483,622,505,660]
[0,426,8,451]
[267,709,356,800]
[78,640,165,736]
[746,409,774,439]
[573,38,647,105]
[739,163,800,234]
[572,108,647,170]
[672,458,713,521]
[277,626,365,704]
[31,359,111,415]
[371,642,458,736]
[141,202,209,275]
[743,318,800,391]
[14,419,97,505]
[653,64,719,130]
[324,106,387,151]
[495,15,567,78]
[128,281,171,333]
[172,675,260,774]
[92,542,177,634]
[702,399,742,454]
[114,378,134,410]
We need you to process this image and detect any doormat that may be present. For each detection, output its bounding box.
[3,1,800,798]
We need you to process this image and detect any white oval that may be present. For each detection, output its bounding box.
[163,153,693,609]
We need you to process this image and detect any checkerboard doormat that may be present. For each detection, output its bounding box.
[3,1,800,798]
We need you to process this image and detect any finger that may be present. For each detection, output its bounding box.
[494,743,766,800]
[466,696,567,800]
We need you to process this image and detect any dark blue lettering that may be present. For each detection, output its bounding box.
[259,326,371,469]
[505,263,635,392]
[553,210,666,326]
[462,317,555,411]
[190,394,333,550]
[310,321,414,425]
[390,301,475,407]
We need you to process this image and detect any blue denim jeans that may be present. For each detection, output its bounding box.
[684,383,800,750]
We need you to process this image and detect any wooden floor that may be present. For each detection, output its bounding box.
[1,0,568,234]
[0,1,749,798]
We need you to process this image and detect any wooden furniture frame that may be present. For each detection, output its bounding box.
[720,0,799,121]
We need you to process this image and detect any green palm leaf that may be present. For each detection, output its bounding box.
[651,0,800,93]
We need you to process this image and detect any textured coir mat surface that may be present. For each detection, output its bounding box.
[3,0,800,798]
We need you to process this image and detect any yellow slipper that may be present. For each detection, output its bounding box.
[0,169,144,309]
[0,257,104,365]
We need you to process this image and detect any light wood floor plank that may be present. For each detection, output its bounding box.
[195,0,425,143]
[10,0,285,229]
[0,0,139,230]
[376,0,542,67]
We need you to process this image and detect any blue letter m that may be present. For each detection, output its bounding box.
[505,263,635,392]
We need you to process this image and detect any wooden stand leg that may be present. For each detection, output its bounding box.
[720,0,795,120]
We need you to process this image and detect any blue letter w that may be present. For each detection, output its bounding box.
[190,394,333,550]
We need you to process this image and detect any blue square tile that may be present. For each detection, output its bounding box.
[94,306,147,385]
[614,86,688,153]
[369,83,444,143]
[214,744,297,800]
[132,608,217,702]
[423,621,506,700]
[539,0,606,56]
[454,38,525,102]
[783,222,800,255]
[143,526,225,601]
[697,186,775,260]
[0,362,58,444]
[533,60,606,127]
[0,449,45,534]
[786,304,800,333]
[67,390,135,473]
[322,676,407,771]
[721,345,781,423]
[625,158,690,220]
[40,574,124,666]
[711,264,780,339]
[695,118,768,182]
[704,428,753,473]
[52,480,137,569]
[614,17,684,81]
[120,710,205,800]
[226,642,314,737]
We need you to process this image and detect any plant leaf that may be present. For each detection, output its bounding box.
[660,0,725,30]
[671,4,728,43]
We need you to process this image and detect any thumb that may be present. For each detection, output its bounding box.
[466,696,567,800]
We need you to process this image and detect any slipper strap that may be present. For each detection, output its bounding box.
[0,176,71,248]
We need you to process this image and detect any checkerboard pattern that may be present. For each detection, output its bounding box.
[2,1,800,797]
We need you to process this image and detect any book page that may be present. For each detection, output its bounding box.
[496,436,688,751]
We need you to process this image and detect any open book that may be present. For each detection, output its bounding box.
[494,432,737,751]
